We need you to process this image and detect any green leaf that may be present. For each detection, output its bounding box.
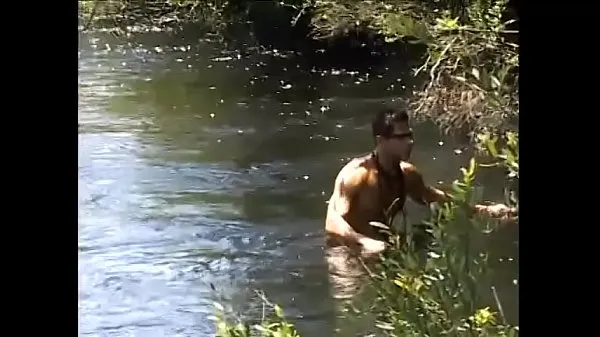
[235,323,247,331]
[452,184,464,195]
[491,75,501,89]
[253,324,268,332]
[486,138,498,157]
[375,322,396,330]
[213,301,224,312]
[216,322,229,337]
[274,304,284,318]
[506,131,517,147]
[468,158,477,176]
[503,149,515,164]
[370,221,390,230]
[455,181,467,188]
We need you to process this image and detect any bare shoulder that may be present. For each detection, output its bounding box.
[400,161,421,179]
[333,155,371,190]
[400,161,427,188]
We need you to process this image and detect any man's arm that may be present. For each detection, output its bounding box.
[325,168,370,245]
[325,165,388,255]
[402,162,451,205]
[402,162,517,219]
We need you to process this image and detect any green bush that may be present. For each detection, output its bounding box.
[78,0,228,33]
[363,148,519,337]
[213,291,300,337]
[407,0,518,137]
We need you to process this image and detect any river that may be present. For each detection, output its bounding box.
[78,30,518,337]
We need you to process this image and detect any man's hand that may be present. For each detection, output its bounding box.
[474,202,518,219]
[358,237,386,255]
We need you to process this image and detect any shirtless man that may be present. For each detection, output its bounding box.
[325,107,517,255]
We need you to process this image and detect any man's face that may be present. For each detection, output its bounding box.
[381,121,414,161]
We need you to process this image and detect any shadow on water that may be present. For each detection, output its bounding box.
[78,29,518,336]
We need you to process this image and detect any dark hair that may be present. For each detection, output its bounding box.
[371,106,409,138]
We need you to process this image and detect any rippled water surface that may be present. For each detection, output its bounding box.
[78,31,518,337]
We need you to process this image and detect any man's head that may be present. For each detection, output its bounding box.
[372,106,414,162]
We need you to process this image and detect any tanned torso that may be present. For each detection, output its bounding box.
[326,153,423,247]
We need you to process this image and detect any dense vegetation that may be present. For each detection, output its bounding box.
[79,1,519,335]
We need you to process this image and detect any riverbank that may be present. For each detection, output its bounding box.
[79,0,518,139]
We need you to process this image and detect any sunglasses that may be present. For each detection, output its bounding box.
[386,131,413,140]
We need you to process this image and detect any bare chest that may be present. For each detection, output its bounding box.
[354,176,406,222]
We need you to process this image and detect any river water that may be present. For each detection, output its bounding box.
[78,30,518,337]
